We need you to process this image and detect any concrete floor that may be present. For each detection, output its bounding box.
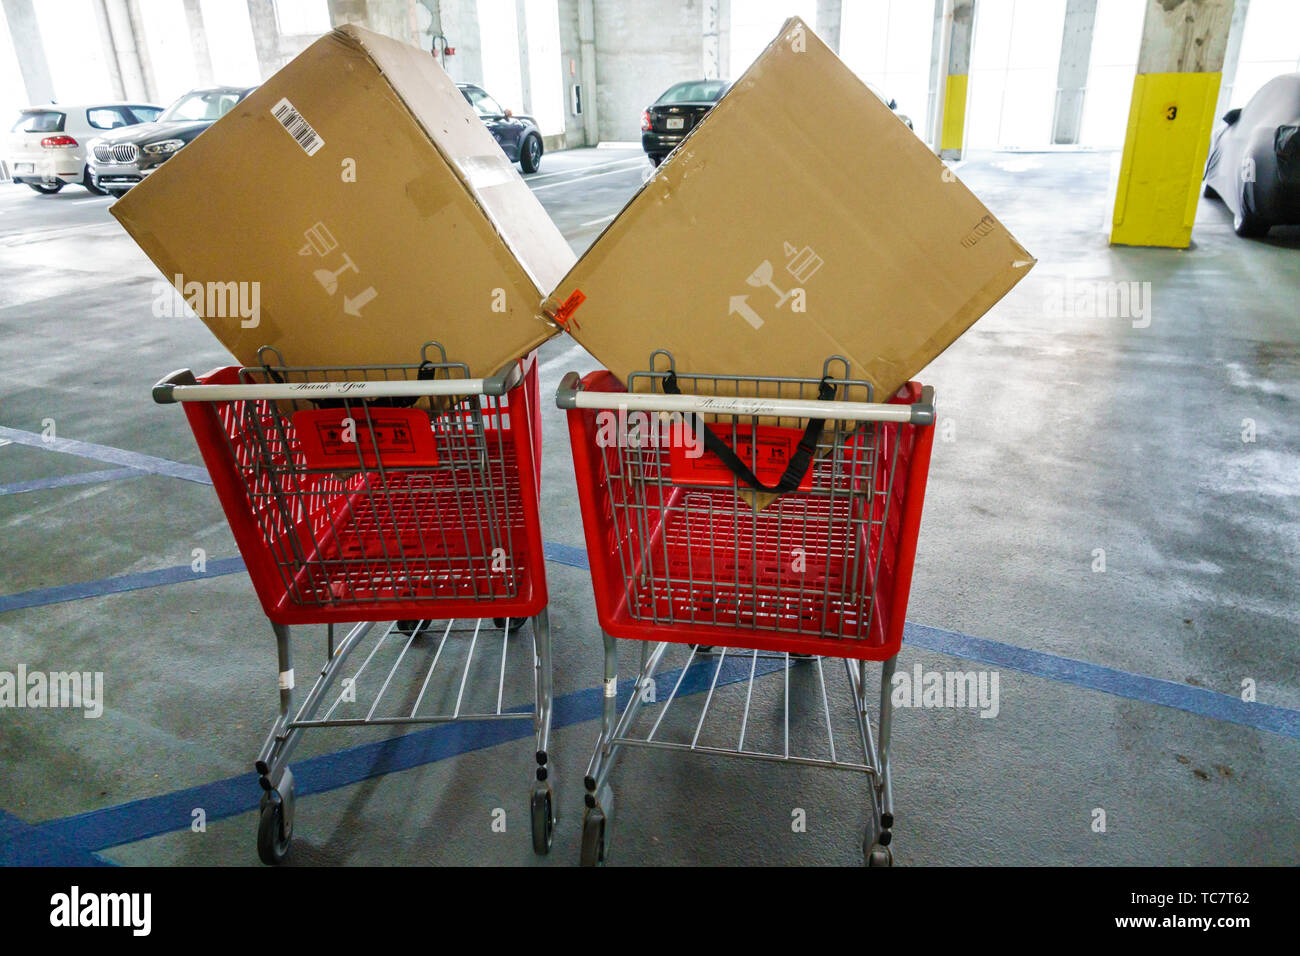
[0,146,1297,866]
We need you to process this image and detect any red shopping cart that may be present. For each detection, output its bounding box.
[152,343,554,863]
[557,351,935,865]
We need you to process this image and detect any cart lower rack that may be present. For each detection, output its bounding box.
[154,344,554,862]
[558,352,935,865]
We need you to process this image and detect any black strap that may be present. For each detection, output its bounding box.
[662,372,836,495]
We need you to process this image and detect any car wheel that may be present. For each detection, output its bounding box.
[1202,182,1218,200]
[520,134,542,174]
[1233,180,1268,238]
[648,154,663,167]
[83,166,108,196]
[28,182,63,194]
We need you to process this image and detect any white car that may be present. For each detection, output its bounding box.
[5,102,163,195]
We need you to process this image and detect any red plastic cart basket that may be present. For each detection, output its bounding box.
[557,352,935,865]
[153,343,555,862]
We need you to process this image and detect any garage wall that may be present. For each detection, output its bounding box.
[555,0,585,149]
[593,0,705,142]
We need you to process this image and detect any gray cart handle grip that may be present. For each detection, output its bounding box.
[153,361,524,405]
[554,371,936,426]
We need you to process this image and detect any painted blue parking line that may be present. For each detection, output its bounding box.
[17,623,1299,864]
[0,543,586,613]
[0,558,247,613]
[543,540,590,570]
[0,810,114,867]
[905,622,1300,741]
[0,426,211,485]
[0,467,144,496]
[23,654,788,858]
[4,547,1298,742]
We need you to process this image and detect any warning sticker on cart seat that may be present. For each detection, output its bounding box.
[271,98,324,156]
[670,424,813,491]
[293,408,439,469]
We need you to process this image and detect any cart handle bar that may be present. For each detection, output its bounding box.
[555,372,935,426]
[152,361,523,405]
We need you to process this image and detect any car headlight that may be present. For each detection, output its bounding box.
[143,139,185,155]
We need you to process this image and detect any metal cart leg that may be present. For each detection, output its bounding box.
[581,630,619,866]
[257,623,297,864]
[252,620,376,864]
[530,608,556,855]
[865,654,898,867]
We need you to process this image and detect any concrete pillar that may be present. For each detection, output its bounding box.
[1051,0,1097,145]
[717,0,729,80]
[91,0,126,99]
[1,0,55,103]
[124,0,160,101]
[1212,0,1249,121]
[936,0,974,161]
[555,0,583,147]
[1109,0,1235,248]
[86,0,153,102]
[703,0,732,80]
[577,0,598,145]
[246,0,286,76]
[925,0,943,140]
[515,0,532,114]
[815,0,841,55]
[183,0,215,86]
[703,0,722,79]
[434,0,484,85]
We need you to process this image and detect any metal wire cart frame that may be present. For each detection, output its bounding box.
[557,352,935,865]
[153,343,555,863]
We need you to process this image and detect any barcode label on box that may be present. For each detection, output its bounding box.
[271,97,324,156]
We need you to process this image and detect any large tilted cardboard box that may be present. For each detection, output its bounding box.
[117,18,1031,401]
[547,17,1035,399]
[112,24,574,377]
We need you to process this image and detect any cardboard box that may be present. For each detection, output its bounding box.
[118,17,1029,411]
[112,25,574,377]
[542,17,1035,400]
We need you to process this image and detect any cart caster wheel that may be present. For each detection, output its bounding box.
[530,783,555,855]
[257,769,295,865]
[257,799,291,865]
[494,617,529,633]
[689,644,714,653]
[866,844,893,867]
[580,806,607,867]
[396,619,423,635]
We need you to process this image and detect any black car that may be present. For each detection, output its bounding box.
[641,79,729,167]
[86,86,256,196]
[458,83,544,173]
[1203,72,1300,237]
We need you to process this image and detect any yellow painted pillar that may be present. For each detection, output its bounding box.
[1110,0,1236,248]
[937,0,975,161]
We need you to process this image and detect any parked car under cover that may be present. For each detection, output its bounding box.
[86,86,256,196]
[458,83,545,173]
[1203,72,1300,237]
[6,103,163,195]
